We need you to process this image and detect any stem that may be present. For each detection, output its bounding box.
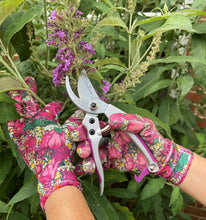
[128,13,133,69]
[44,0,49,68]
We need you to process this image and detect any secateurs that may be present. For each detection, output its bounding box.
[65,70,159,195]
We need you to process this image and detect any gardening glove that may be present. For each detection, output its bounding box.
[76,113,194,186]
[108,113,194,185]
[8,76,88,211]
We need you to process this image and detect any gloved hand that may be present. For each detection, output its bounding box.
[8,77,88,211]
[76,113,194,186]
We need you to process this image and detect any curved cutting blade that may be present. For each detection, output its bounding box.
[78,69,99,100]
[65,75,88,110]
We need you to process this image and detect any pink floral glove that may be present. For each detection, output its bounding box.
[76,113,194,186]
[8,77,87,211]
[108,113,194,185]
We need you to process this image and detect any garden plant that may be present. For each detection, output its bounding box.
[0,0,206,219]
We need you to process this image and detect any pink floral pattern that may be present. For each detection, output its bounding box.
[108,113,194,185]
[8,77,86,211]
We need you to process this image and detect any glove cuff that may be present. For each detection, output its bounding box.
[38,161,82,211]
[157,143,194,185]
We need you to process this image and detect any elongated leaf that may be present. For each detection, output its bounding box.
[177,75,194,98]
[8,211,31,220]
[0,125,6,141]
[133,65,175,102]
[4,2,44,47]
[190,34,206,80]
[0,200,9,213]
[95,57,127,68]
[8,177,37,205]
[143,79,173,97]
[93,16,128,32]
[0,0,25,25]
[82,180,119,220]
[169,186,180,207]
[113,203,135,220]
[150,55,206,70]
[104,188,138,199]
[112,102,172,138]
[0,77,23,93]
[104,169,128,187]
[158,97,180,125]
[140,178,165,200]
[171,193,183,216]
[0,151,13,185]
[133,9,206,31]
[0,93,15,103]
[0,102,20,123]
[158,14,194,32]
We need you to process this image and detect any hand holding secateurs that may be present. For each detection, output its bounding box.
[65,70,159,195]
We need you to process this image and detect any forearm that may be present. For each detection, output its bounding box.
[45,186,95,220]
[179,153,206,206]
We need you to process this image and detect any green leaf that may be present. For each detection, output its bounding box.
[190,34,206,81]
[8,211,31,220]
[0,151,13,185]
[95,57,127,68]
[0,102,20,123]
[159,14,194,32]
[7,177,37,205]
[193,22,206,34]
[112,102,172,138]
[95,42,106,59]
[150,55,206,66]
[93,16,128,32]
[171,192,183,216]
[133,9,206,32]
[127,178,145,193]
[0,93,15,103]
[0,125,6,141]
[177,75,194,98]
[143,79,173,97]
[4,2,44,47]
[0,200,9,213]
[158,97,180,125]
[113,203,135,220]
[0,0,25,25]
[169,186,180,207]
[82,180,119,220]
[105,188,138,199]
[104,169,128,187]
[0,76,23,93]
[141,178,165,200]
[133,65,175,102]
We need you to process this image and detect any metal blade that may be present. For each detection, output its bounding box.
[82,113,104,195]
[65,75,88,110]
[77,69,99,100]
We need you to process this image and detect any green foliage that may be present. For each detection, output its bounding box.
[0,0,206,219]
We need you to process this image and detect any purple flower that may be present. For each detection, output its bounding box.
[80,41,96,55]
[76,10,83,15]
[102,80,111,93]
[51,10,57,20]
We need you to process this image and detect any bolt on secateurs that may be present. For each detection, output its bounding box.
[65,69,159,195]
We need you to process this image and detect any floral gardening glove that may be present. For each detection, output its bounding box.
[8,77,87,211]
[76,113,194,186]
[107,113,194,185]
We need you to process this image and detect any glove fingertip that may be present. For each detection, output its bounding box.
[77,141,91,158]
